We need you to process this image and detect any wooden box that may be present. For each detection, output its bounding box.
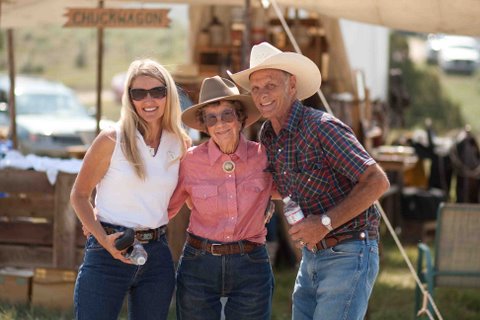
[31,268,77,310]
[0,267,33,304]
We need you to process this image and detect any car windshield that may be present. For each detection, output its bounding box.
[16,93,89,117]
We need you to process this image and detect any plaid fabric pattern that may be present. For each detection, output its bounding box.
[260,101,381,236]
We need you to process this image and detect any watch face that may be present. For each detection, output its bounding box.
[322,215,331,225]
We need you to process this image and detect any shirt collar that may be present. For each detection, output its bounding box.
[207,133,248,166]
[263,100,303,138]
[284,100,304,133]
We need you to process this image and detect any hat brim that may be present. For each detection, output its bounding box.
[181,94,260,132]
[228,52,321,100]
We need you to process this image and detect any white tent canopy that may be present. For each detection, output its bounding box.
[1,0,480,36]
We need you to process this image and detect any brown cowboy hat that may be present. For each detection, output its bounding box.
[228,42,321,100]
[181,76,260,132]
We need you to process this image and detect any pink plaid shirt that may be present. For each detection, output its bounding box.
[168,134,273,244]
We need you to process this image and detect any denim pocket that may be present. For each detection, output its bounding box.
[329,241,364,256]
[85,235,104,251]
[180,244,202,261]
[159,234,169,246]
[245,246,270,264]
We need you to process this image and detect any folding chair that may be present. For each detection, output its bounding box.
[415,202,480,317]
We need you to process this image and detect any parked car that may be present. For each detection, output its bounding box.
[0,75,115,157]
[438,36,479,74]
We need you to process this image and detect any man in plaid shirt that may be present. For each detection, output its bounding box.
[230,42,390,320]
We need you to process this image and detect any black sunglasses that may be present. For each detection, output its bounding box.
[129,86,167,101]
[203,109,237,127]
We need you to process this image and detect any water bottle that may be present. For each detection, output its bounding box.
[126,242,148,266]
[283,196,317,253]
[114,228,148,265]
[282,196,305,225]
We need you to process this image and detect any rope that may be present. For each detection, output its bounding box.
[376,201,443,320]
[268,1,444,318]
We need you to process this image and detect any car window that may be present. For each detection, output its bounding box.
[16,93,89,117]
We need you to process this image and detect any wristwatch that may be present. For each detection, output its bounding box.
[320,214,334,232]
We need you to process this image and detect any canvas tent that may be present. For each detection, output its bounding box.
[1,0,480,36]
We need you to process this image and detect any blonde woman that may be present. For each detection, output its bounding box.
[71,59,190,320]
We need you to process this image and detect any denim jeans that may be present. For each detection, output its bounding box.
[292,239,379,320]
[74,226,175,320]
[176,241,274,320]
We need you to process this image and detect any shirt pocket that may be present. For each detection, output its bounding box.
[191,185,218,214]
[292,166,331,198]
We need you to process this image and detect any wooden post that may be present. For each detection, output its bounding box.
[95,0,104,135]
[53,172,78,268]
[242,0,251,69]
[7,29,17,149]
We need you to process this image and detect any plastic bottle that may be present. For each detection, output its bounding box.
[282,196,305,225]
[126,242,148,266]
[115,228,148,265]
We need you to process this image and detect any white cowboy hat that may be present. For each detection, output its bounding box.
[228,42,321,100]
[182,76,260,132]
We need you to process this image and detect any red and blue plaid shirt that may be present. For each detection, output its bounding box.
[260,101,380,236]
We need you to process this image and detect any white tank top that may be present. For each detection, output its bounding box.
[95,126,181,229]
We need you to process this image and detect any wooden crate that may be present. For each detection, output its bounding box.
[0,267,33,304]
[31,268,77,310]
[0,169,84,269]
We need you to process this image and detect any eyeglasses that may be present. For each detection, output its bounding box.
[129,86,167,101]
[203,109,237,127]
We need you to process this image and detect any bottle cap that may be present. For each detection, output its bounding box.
[136,257,146,265]
[282,196,291,204]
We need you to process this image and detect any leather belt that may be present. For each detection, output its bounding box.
[186,234,262,256]
[315,230,377,251]
[104,225,167,243]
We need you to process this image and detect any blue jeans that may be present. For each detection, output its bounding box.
[176,241,274,320]
[74,228,175,320]
[292,239,379,320]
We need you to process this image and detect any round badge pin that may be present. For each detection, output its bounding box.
[223,160,235,173]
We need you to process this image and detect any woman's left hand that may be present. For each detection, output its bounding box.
[264,200,276,224]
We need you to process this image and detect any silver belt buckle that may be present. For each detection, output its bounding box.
[210,243,222,256]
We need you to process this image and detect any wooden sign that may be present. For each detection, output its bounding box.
[64,8,171,28]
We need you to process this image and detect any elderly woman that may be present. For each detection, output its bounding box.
[168,76,275,320]
[71,58,190,320]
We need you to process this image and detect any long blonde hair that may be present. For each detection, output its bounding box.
[120,59,190,179]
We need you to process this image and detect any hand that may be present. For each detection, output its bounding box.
[289,214,328,252]
[264,200,276,224]
[82,225,91,237]
[102,232,134,264]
